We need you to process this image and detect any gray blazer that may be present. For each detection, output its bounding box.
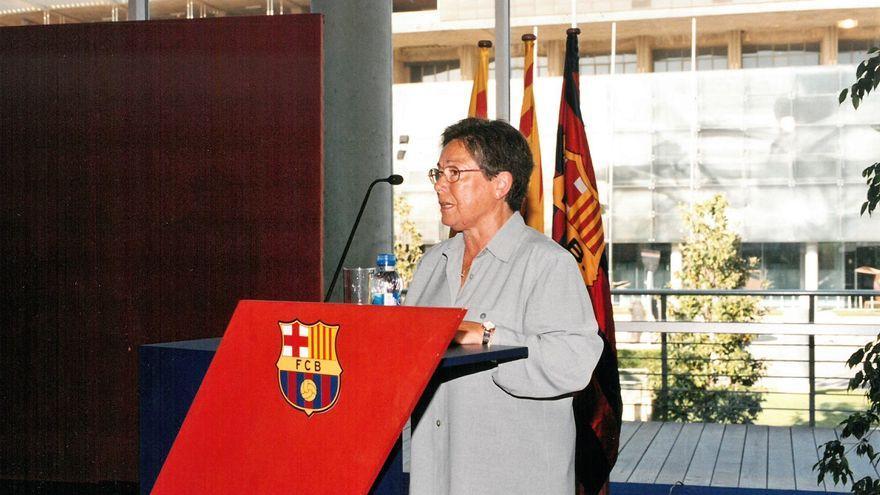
[405,212,603,495]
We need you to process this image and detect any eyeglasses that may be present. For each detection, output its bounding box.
[428,167,483,184]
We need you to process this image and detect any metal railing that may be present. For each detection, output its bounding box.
[610,289,880,427]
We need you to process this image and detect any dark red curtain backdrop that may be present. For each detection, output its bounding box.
[0,15,323,482]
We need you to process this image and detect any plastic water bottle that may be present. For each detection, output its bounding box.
[371,253,402,306]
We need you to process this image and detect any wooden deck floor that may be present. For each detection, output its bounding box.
[609,421,874,494]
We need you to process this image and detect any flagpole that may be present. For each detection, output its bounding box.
[608,21,617,285]
[610,22,617,75]
[689,17,698,208]
[495,0,510,121]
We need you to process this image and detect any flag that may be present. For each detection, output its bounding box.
[552,27,623,495]
[468,40,492,119]
[519,33,543,232]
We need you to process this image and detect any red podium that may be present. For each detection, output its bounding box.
[142,301,527,494]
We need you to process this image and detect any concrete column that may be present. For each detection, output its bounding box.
[635,36,653,73]
[546,39,565,77]
[128,0,147,20]
[670,244,682,289]
[805,242,819,290]
[727,30,742,69]
[494,0,510,122]
[312,0,393,301]
[821,26,839,65]
[458,45,479,80]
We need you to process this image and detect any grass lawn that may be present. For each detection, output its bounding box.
[756,389,868,427]
[618,347,867,427]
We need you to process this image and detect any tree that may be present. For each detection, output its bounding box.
[814,336,880,495]
[393,195,423,286]
[653,194,766,423]
[839,47,880,216]
[812,47,880,495]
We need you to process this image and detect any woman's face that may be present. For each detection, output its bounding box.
[434,139,506,232]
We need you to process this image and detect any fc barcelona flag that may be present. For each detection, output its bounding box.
[468,40,492,119]
[552,28,623,495]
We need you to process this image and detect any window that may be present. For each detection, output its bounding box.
[742,42,820,68]
[839,39,880,65]
[654,46,728,72]
[611,243,671,291]
[741,243,803,289]
[392,0,437,13]
[580,52,637,75]
[846,243,880,290]
[697,46,729,71]
[408,60,461,83]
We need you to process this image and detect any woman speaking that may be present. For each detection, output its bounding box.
[405,118,603,494]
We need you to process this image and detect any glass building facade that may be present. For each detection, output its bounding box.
[393,63,880,290]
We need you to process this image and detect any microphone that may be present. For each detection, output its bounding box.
[324,174,404,302]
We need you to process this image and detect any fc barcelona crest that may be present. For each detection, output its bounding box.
[277,320,342,417]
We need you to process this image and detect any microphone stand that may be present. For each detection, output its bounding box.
[324,176,401,302]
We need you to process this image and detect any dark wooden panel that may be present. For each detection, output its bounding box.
[0,15,323,482]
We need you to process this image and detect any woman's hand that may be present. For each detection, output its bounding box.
[453,320,485,345]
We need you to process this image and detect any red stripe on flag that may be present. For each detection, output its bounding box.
[585,232,605,254]
[321,373,330,406]
[476,90,487,119]
[571,198,598,225]
[519,108,534,137]
[580,218,602,245]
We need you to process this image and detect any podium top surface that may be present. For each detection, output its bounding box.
[143,338,527,369]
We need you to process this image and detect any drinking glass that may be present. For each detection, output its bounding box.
[343,267,374,304]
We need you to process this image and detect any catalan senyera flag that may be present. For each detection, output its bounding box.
[552,28,623,495]
[519,34,543,232]
[468,40,492,119]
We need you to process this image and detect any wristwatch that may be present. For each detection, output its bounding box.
[481,321,496,345]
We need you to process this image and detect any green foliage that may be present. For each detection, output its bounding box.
[653,194,766,423]
[618,348,659,369]
[839,47,880,217]
[838,47,880,110]
[393,195,423,286]
[814,334,880,494]
[860,162,880,217]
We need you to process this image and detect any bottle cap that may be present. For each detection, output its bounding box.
[376,253,397,269]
